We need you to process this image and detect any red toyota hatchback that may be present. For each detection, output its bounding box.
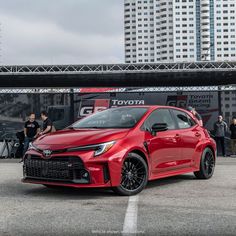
[22,106,216,195]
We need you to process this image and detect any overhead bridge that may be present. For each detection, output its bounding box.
[0,62,236,88]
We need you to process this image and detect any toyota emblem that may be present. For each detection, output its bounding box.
[43,150,52,158]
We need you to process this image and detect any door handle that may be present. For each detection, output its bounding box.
[195,132,201,138]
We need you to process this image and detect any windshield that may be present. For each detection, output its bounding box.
[72,107,148,129]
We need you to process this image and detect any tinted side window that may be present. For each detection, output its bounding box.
[188,115,197,126]
[143,109,176,131]
[172,109,196,129]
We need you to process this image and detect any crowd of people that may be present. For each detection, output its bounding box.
[188,106,236,157]
[213,115,236,157]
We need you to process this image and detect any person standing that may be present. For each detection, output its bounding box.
[187,106,203,126]
[229,117,236,156]
[40,111,53,135]
[23,113,40,155]
[214,115,228,157]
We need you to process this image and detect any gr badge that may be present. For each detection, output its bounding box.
[166,95,187,108]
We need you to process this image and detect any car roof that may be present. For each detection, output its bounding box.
[111,105,196,119]
[111,105,189,112]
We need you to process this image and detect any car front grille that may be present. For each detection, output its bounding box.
[23,155,90,183]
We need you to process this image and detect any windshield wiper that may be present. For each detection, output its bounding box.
[66,126,75,130]
[74,126,130,129]
[72,126,101,129]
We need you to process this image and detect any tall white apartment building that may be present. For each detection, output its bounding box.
[124,0,236,63]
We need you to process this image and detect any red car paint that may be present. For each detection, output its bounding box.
[22,106,216,190]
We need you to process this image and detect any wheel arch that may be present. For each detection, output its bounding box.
[112,149,150,195]
[195,144,216,169]
[204,145,216,160]
[129,149,150,173]
[194,144,216,179]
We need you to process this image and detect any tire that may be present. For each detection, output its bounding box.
[112,153,148,196]
[194,147,215,179]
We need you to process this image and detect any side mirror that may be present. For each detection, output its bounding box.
[151,123,168,135]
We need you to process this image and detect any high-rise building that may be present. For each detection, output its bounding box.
[124,0,236,63]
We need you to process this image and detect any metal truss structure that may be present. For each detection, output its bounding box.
[1,61,236,74]
[0,88,119,94]
[0,86,235,94]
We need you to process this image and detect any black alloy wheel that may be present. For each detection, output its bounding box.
[194,147,215,179]
[113,153,148,196]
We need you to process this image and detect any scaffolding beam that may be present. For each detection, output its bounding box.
[0,86,235,94]
[1,62,236,74]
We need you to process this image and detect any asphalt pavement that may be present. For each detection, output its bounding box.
[0,157,236,236]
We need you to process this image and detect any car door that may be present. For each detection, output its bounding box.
[142,108,181,174]
[171,109,202,168]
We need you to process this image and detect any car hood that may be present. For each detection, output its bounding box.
[33,128,129,150]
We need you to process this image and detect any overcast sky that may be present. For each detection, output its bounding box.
[0,0,124,65]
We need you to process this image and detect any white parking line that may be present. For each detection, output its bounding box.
[122,195,139,236]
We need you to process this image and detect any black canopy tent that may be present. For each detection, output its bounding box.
[0,71,235,88]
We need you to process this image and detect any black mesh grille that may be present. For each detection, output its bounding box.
[23,155,90,183]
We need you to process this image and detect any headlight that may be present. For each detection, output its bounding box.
[67,141,116,157]
[28,142,38,151]
[94,141,115,157]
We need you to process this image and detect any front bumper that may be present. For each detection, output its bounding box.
[22,179,112,188]
[23,155,91,184]
[22,148,124,188]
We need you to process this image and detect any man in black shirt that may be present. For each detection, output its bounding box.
[23,113,40,155]
[40,111,53,135]
[230,117,236,156]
